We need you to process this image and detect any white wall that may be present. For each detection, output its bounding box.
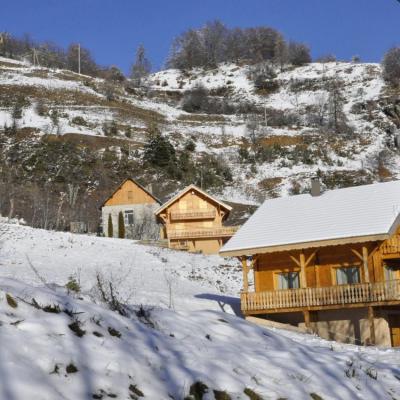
[101,203,160,240]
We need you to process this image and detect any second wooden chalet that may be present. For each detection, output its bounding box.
[220,179,400,347]
[155,184,238,254]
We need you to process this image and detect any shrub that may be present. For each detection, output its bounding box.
[118,211,125,238]
[108,214,113,237]
[71,116,87,126]
[65,276,80,293]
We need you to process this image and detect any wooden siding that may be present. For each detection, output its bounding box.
[158,187,236,254]
[104,180,157,206]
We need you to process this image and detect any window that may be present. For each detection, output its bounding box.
[278,272,299,290]
[127,191,133,201]
[124,210,134,225]
[336,267,360,285]
[384,263,400,281]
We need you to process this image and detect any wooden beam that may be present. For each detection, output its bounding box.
[362,246,370,283]
[368,306,376,345]
[241,257,249,292]
[351,248,363,261]
[290,255,301,268]
[305,251,317,268]
[241,300,400,315]
[300,251,307,288]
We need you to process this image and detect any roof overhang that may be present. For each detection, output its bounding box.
[219,233,390,257]
[155,184,232,216]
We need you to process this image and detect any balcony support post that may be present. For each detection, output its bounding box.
[303,310,312,332]
[300,251,307,288]
[362,246,370,283]
[368,306,375,345]
[241,257,249,292]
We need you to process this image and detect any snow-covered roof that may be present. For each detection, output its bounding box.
[220,180,400,256]
[155,184,232,216]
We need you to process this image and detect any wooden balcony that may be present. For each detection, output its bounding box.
[381,236,400,256]
[241,280,400,314]
[170,210,216,221]
[168,226,239,239]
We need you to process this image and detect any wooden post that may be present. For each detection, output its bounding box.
[300,251,307,288]
[362,246,370,283]
[241,257,249,292]
[303,310,311,332]
[368,306,375,345]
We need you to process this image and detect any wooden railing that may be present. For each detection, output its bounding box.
[381,236,400,255]
[241,280,400,313]
[170,210,216,221]
[168,226,239,239]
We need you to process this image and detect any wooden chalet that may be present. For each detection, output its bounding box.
[155,184,239,254]
[220,180,400,347]
[101,178,161,240]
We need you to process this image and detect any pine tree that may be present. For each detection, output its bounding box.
[118,211,125,238]
[108,214,113,237]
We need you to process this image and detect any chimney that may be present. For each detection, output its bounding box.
[311,177,321,197]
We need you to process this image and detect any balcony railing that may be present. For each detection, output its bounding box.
[170,210,216,221]
[381,236,400,255]
[168,226,239,239]
[241,280,400,313]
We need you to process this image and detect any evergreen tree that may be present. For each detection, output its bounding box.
[130,44,151,85]
[143,123,176,168]
[108,214,113,237]
[118,211,125,238]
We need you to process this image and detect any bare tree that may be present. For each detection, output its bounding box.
[382,47,400,87]
[130,44,151,86]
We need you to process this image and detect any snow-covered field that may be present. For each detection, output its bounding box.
[1,222,400,399]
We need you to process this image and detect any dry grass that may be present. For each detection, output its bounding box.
[261,135,304,147]
[177,113,226,123]
[258,177,283,193]
[0,84,165,125]
[42,132,143,151]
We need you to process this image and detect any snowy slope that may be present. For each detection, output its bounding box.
[1,222,400,399]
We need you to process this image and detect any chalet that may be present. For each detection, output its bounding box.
[155,184,238,254]
[220,179,400,347]
[101,178,161,240]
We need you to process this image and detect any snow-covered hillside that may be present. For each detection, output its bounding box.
[1,223,400,399]
[1,56,400,205]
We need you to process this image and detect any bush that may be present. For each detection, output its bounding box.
[71,116,87,126]
[65,276,80,293]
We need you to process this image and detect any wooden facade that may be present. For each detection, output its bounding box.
[103,179,157,207]
[156,185,238,254]
[238,233,400,346]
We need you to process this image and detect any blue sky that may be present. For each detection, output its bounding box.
[2,0,400,73]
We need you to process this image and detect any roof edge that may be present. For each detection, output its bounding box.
[101,178,161,208]
[155,184,232,215]
[219,233,390,257]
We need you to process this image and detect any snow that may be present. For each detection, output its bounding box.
[221,180,400,255]
[1,222,400,399]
